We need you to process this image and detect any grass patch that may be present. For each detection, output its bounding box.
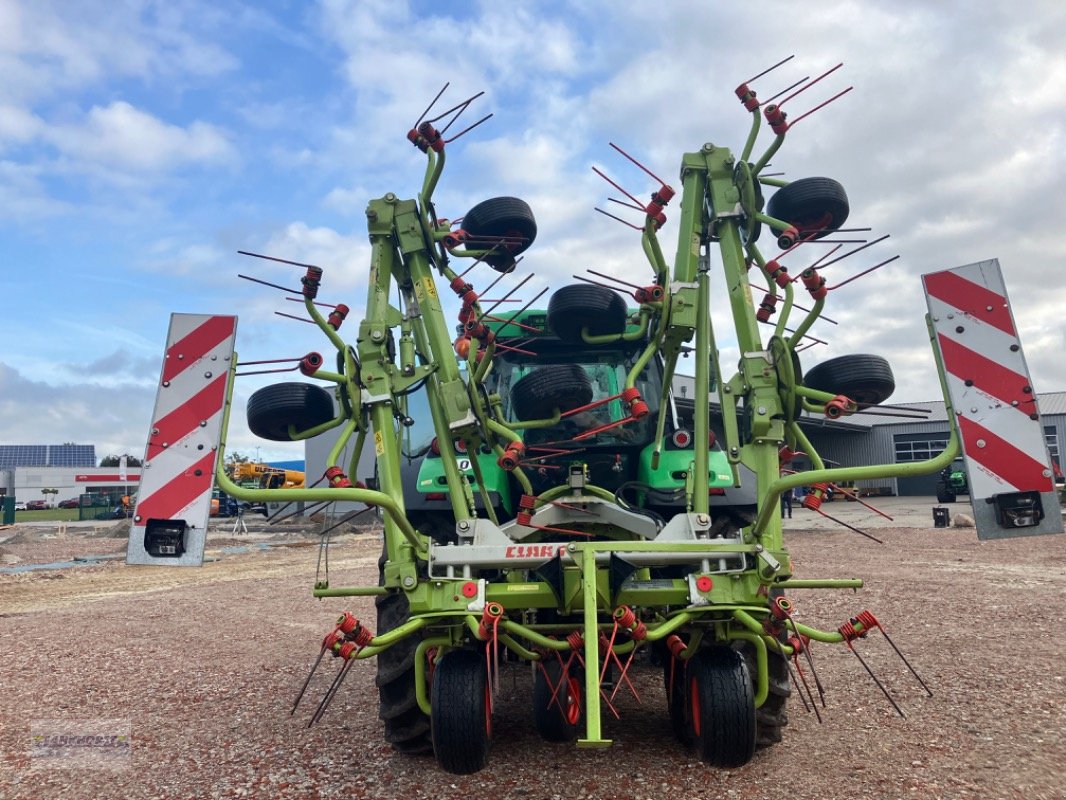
[14,508,80,523]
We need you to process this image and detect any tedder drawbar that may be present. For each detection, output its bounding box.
[128,58,1062,774]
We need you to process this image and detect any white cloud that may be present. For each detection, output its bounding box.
[42,101,234,173]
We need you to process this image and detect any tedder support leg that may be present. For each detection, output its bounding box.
[577,547,611,748]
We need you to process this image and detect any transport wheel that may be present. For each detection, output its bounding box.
[431,649,492,774]
[462,196,537,273]
[375,549,431,754]
[247,382,334,441]
[803,354,895,407]
[510,364,592,421]
[663,657,693,746]
[546,284,628,343]
[766,176,849,240]
[532,660,582,742]
[688,647,757,768]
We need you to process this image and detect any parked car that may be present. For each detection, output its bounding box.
[26,500,50,510]
[14,500,27,511]
[57,498,80,509]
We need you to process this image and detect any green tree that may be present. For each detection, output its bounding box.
[99,454,144,467]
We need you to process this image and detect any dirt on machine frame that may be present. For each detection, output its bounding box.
[129,56,1060,775]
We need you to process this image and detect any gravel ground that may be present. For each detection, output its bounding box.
[1,509,1064,799]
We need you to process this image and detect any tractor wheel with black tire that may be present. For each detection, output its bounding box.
[546,284,628,343]
[688,647,757,768]
[936,482,956,504]
[510,364,593,422]
[803,354,896,407]
[431,649,492,774]
[532,660,582,742]
[462,196,537,273]
[766,176,849,240]
[755,647,791,747]
[247,382,335,441]
[375,547,431,754]
[663,656,693,746]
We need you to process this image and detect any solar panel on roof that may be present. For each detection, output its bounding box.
[0,444,96,468]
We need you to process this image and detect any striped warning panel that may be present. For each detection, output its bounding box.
[127,314,238,566]
[923,259,1060,539]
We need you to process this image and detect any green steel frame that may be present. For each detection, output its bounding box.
[214,85,961,753]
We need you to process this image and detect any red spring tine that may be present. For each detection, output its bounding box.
[828,255,901,291]
[608,142,673,195]
[776,62,844,108]
[411,82,449,129]
[591,166,646,212]
[741,54,796,87]
[784,86,854,129]
[237,249,322,270]
[594,206,646,231]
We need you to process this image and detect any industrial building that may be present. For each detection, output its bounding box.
[0,445,141,505]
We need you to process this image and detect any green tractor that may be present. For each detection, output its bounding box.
[936,457,969,503]
[215,63,959,773]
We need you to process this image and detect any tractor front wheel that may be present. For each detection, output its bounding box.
[431,649,492,774]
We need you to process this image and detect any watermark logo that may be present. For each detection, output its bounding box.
[29,719,131,770]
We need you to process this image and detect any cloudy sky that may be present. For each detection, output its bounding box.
[1,0,1063,463]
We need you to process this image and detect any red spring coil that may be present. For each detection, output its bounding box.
[787,633,806,654]
[763,103,789,135]
[351,624,374,648]
[417,121,444,153]
[336,611,359,634]
[337,641,359,661]
[735,83,759,112]
[666,634,686,659]
[649,211,667,230]
[824,395,851,419]
[613,606,636,629]
[654,185,676,204]
[630,620,647,641]
[325,466,352,488]
[478,603,504,640]
[327,304,349,330]
[518,494,537,510]
[779,446,800,464]
[566,631,584,651]
[299,352,323,376]
[801,268,828,300]
[460,288,479,307]
[757,292,778,322]
[855,610,880,633]
[621,387,649,420]
[770,596,793,622]
[776,225,800,250]
[454,336,472,359]
[764,259,790,288]
[838,619,862,642]
[450,276,471,294]
[301,267,322,299]
[322,628,345,650]
[497,441,525,471]
[515,511,532,526]
[634,285,664,304]
[802,484,827,511]
[407,128,429,152]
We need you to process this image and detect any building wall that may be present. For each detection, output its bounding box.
[11,467,141,504]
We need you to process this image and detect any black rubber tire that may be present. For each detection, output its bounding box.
[767,177,849,240]
[755,648,791,748]
[532,660,582,742]
[375,588,431,754]
[510,364,592,422]
[462,196,537,273]
[431,649,491,774]
[247,382,334,441]
[936,483,956,504]
[663,656,693,746]
[803,354,895,407]
[688,647,757,768]
[547,284,627,343]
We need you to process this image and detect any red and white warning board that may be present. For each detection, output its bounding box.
[923,259,1062,539]
[127,314,238,565]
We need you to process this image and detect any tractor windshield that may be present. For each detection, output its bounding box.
[491,347,662,447]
